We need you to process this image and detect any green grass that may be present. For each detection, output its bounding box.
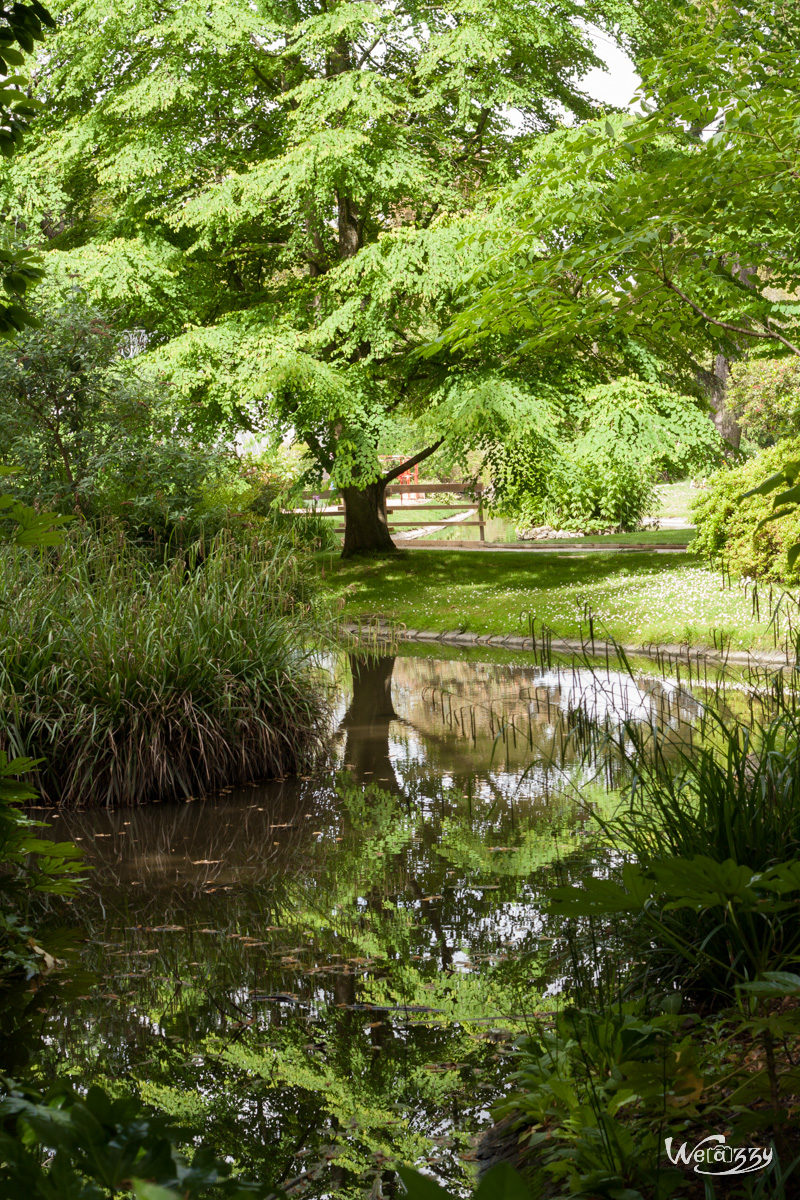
[484,528,694,547]
[1,531,331,807]
[319,547,777,651]
[654,479,699,523]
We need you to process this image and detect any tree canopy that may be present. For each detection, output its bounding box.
[442,1,800,383]
[5,0,696,551]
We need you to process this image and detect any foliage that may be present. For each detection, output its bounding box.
[3,0,679,548]
[0,1076,531,1200]
[492,989,800,1200]
[486,378,721,533]
[398,1163,532,1200]
[728,358,800,448]
[553,855,800,1000]
[0,465,77,982]
[575,379,721,482]
[0,294,336,550]
[494,1002,698,1200]
[492,658,800,1199]
[0,752,83,982]
[0,529,331,806]
[553,691,800,1001]
[0,0,53,337]
[691,438,800,581]
[0,294,160,514]
[441,2,800,402]
[0,1081,280,1198]
[0,468,73,546]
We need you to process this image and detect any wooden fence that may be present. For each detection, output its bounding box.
[293,481,486,541]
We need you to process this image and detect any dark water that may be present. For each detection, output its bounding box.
[3,647,737,1196]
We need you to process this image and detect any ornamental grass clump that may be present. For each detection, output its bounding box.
[0,530,331,807]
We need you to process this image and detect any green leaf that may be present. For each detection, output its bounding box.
[474,1163,533,1200]
[131,1183,179,1200]
[397,1168,456,1199]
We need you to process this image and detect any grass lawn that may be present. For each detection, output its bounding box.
[318,548,779,651]
[494,528,695,547]
[655,480,700,523]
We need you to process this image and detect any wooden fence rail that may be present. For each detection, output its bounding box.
[291,481,486,541]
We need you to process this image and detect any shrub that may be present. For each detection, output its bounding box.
[487,377,722,533]
[0,530,331,807]
[728,357,800,447]
[691,437,800,580]
[553,449,654,533]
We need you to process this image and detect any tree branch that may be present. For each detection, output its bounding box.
[662,276,800,357]
[381,437,445,485]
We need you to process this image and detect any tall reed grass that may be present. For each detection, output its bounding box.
[0,530,331,806]
[614,705,800,871]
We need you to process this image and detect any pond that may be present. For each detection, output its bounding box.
[2,644,766,1197]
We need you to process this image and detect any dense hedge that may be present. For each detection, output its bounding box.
[691,436,800,581]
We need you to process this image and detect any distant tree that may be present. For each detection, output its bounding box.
[0,295,147,511]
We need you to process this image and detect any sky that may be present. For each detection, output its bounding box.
[582,26,641,111]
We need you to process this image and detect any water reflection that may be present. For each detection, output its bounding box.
[11,647,716,1197]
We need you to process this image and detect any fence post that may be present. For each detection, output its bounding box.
[477,481,485,542]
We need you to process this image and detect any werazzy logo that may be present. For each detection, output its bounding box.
[665,1134,773,1176]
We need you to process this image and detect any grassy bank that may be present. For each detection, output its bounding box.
[1,532,330,807]
[320,547,778,651]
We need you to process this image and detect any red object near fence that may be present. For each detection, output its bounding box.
[378,456,419,488]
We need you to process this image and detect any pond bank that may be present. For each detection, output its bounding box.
[342,621,793,667]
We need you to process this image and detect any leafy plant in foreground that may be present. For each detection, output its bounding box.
[0,466,79,980]
[0,752,83,982]
[0,1081,281,1199]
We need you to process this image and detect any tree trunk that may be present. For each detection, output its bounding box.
[340,654,399,791]
[341,481,396,557]
[708,352,741,452]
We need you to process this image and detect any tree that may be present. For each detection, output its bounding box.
[7,0,671,553]
[439,1,800,449]
[0,0,53,336]
[0,293,151,511]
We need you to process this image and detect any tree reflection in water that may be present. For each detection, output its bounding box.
[6,647,724,1197]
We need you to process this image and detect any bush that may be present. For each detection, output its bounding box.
[728,357,800,447]
[0,530,331,807]
[487,377,722,533]
[691,437,800,580]
[554,450,654,533]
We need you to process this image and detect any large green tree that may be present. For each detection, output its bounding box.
[440,0,800,450]
[6,0,672,552]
